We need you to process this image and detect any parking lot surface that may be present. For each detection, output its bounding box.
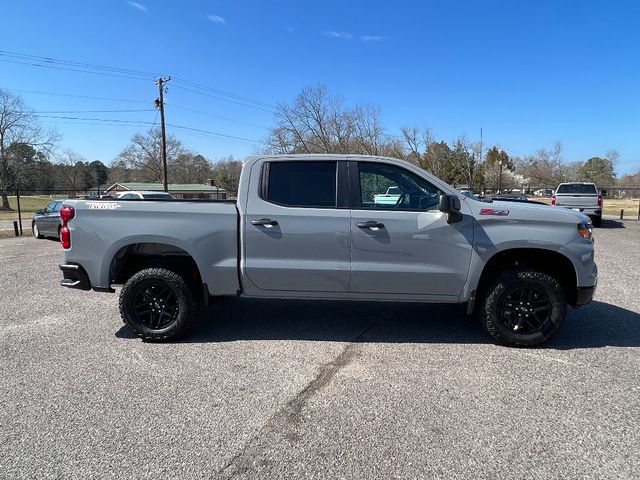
[1,218,639,479]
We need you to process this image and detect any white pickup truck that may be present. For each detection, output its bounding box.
[58,154,598,347]
[552,182,602,226]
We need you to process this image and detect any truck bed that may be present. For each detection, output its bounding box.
[63,198,240,295]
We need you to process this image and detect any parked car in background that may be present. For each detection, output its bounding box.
[488,193,528,202]
[534,188,555,196]
[460,189,478,199]
[32,200,65,239]
[115,191,175,200]
[373,186,402,206]
[552,182,602,226]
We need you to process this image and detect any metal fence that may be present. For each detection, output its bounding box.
[0,189,88,237]
[0,188,233,238]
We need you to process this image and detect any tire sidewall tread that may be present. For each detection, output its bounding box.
[480,269,567,347]
[119,267,199,342]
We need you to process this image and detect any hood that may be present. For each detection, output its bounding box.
[466,198,591,224]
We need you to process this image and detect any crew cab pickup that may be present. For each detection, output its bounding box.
[552,182,603,226]
[59,155,597,347]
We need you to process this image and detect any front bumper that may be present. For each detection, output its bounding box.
[575,285,596,306]
[59,263,91,291]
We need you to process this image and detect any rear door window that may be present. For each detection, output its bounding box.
[264,161,337,208]
[557,184,598,194]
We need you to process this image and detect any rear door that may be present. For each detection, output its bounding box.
[243,159,351,293]
[349,161,474,297]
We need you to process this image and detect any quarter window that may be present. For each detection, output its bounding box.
[357,162,441,210]
[265,161,337,208]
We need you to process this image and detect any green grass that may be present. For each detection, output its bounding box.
[0,195,60,220]
[536,196,640,216]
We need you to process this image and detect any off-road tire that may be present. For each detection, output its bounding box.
[32,222,44,239]
[480,269,567,347]
[119,267,199,342]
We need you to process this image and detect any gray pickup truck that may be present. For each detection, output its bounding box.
[553,182,603,226]
[59,154,597,347]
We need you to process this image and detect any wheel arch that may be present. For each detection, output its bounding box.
[474,248,579,307]
[108,241,208,302]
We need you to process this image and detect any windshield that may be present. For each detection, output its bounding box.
[556,184,598,194]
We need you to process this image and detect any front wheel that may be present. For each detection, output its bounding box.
[480,269,567,347]
[119,268,199,341]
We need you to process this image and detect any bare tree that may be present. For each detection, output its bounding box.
[56,150,91,190]
[264,85,390,155]
[0,89,58,209]
[115,128,186,183]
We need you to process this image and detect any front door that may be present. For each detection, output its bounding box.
[243,160,351,293]
[349,161,474,297]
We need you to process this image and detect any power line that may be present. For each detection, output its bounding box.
[165,103,269,129]
[171,84,275,113]
[4,88,149,104]
[1,49,275,110]
[31,109,154,114]
[0,57,155,81]
[36,114,264,146]
[37,115,156,124]
[171,77,275,109]
[166,123,264,144]
[0,50,158,80]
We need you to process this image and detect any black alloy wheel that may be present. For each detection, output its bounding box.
[131,282,179,330]
[119,268,199,341]
[480,269,567,347]
[500,286,553,336]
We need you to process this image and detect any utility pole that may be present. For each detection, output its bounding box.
[155,77,171,192]
[479,127,483,165]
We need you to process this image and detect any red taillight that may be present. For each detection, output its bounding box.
[61,226,71,249]
[60,206,74,250]
[597,195,602,207]
[551,194,556,206]
[60,206,75,223]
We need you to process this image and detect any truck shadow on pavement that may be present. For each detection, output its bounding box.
[115,298,640,349]
[599,219,625,229]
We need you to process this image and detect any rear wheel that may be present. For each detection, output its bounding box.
[480,269,567,347]
[591,215,602,227]
[119,267,199,341]
[32,222,44,239]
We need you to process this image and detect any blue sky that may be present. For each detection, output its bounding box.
[1,0,639,174]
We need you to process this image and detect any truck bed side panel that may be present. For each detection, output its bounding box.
[63,200,239,296]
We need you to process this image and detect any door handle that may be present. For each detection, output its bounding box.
[251,218,278,226]
[357,221,385,229]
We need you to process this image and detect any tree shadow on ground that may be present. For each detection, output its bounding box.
[116,298,640,350]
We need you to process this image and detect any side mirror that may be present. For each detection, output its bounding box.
[438,194,462,223]
[35,209,43,215]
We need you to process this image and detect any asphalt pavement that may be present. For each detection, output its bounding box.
[1,218,639,479]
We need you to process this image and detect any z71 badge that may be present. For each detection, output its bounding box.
[479,208,509,216]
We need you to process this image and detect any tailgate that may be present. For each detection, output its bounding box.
[555,194,599,207]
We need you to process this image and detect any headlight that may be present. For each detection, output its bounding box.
[577,222,593,240]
